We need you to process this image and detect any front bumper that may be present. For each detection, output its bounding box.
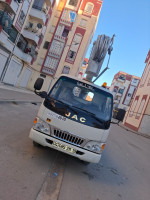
[29,128,101,163]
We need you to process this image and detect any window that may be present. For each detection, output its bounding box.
[56,25,64,36]
[118,74,126,80]
[17,35,28,52]
[68,0,78,7]
[8,27,18,43]
[80,19,87,27]
[113,88,118,93]
[43,41,50,49]
[49,40,64,56]
[67,50,76,60]
[66,33,82,62]
[19,10,26,25]
[70,34,82,51]
[62,27,69,37]
[62,66,70,74]
[49,76,113,124]
[84,2,94,14]
[118,88,124,94]
[44,57,58,70]
[32,0,44,10]
[30,43,36,57]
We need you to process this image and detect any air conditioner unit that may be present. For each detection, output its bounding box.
[25,22,33,30]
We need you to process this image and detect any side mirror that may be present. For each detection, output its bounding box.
[116,109,126,122]
[34,78,44,91]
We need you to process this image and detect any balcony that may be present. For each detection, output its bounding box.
[0,28,14,51]
[54,35,66,42]
[29,8,47,25]
[22,29,40,45]
[14,46,32,64]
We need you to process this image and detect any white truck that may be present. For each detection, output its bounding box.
[29,34,121,163]
[29,75,122,163]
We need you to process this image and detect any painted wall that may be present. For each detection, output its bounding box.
[124,50,150,134]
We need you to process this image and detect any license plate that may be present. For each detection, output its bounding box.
[52,141,76,154]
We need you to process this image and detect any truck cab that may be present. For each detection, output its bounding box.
[29,75,114,163]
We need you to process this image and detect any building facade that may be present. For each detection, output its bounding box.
[0,0,53,88]
[109,71,140,111]
[0,0,103,91]
[124,50,150,136]
[27,0,103,91]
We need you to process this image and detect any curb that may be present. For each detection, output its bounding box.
[0,100,41,105]
[119,123,150,140]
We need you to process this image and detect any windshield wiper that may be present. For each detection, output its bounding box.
[72,106,105,125]
[52,99,78,114]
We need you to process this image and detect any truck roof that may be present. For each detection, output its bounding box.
[59,74,113,95]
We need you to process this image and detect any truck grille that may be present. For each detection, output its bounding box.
[53,128,84,146]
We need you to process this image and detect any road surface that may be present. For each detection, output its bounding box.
[0,102,150,200]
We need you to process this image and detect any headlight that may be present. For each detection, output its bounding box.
[33,117,50,135]
[84,141,106,154]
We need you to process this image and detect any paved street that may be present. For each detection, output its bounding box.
[0,93,150,200]
[0,84,42,103]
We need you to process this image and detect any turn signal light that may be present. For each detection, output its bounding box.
[34,117,37,124]
[101,144,106,150]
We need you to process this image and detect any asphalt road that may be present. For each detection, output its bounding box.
[0,102,150,200]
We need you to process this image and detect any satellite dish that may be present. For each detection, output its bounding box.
[37,23,42,29]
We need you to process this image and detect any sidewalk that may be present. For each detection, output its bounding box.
[0,83,42,104]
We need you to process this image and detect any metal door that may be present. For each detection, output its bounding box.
[19,67,32,88]
[3,57,23,86]
[0,49,9,79]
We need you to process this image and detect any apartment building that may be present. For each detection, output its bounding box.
[124,50,150,136]
[109,71,140,111]
[27,0,103,91]
[0,0,55,88]
[0,0,103,90]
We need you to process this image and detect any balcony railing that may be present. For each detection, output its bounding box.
[22,29,40,45]
[0,29,14,51]
[14,46,32,64]
[30,8,47,25]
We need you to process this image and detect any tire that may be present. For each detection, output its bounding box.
[33,141,42,147]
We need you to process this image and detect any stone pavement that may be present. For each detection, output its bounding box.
[0,83,42,104]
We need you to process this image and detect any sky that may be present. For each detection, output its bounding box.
[86,0,150,86]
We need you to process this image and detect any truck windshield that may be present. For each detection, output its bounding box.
[49,76,113,121]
